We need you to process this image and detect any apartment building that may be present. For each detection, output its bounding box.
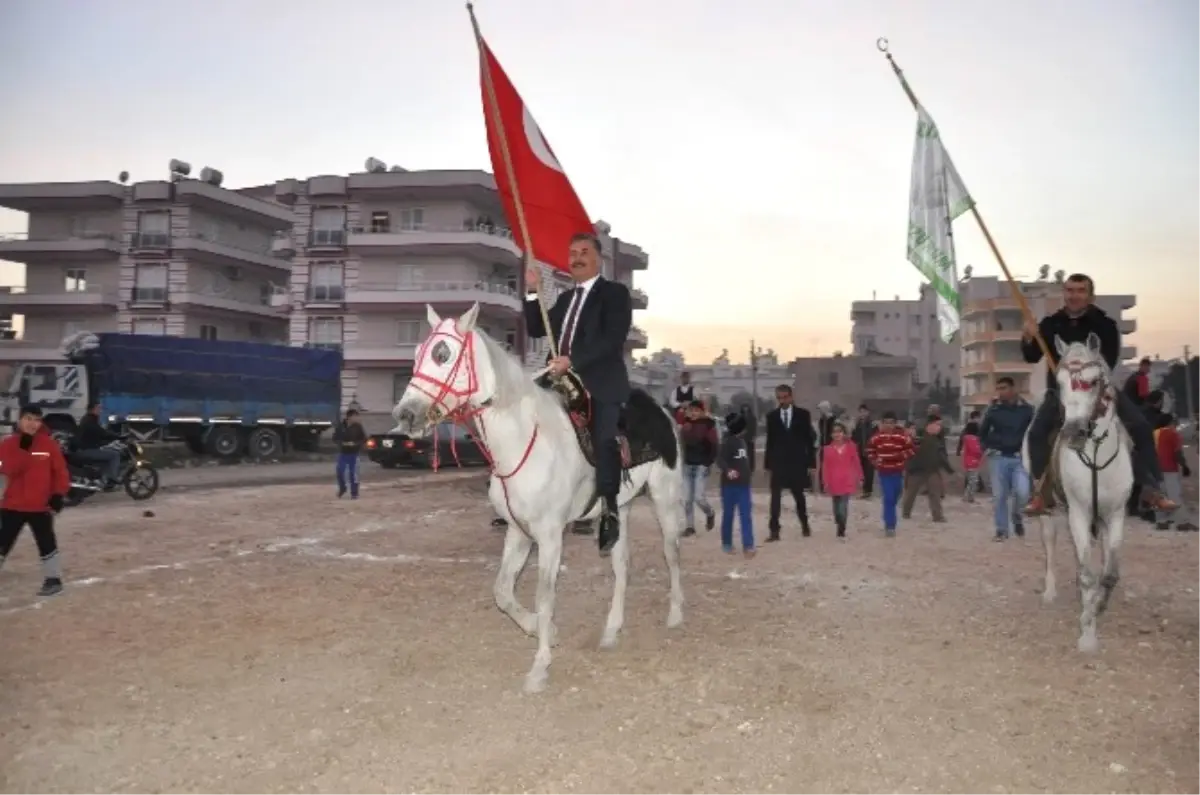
[849,283,960,386]
[259,164,649,420]
[789,353,919,419]
[960,275,1137,411]
[0,174,294,365]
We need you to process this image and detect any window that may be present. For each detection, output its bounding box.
[133,318,167,336]
[392,367,414,404]
[819,371,839,387]
[199,324,218,341]
[309,317,343,349]
[397,264,424,287]
[21,365,58,392]
[399,208,425,231]
[311,207,346,246]
[64,268,87,292]
[369,211,391,233]
[133,264,168,302]
[308,263,344,302]
[398,319,423,345]
[136,211,170,247]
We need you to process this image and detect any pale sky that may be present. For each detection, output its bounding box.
[1,0,1196,364]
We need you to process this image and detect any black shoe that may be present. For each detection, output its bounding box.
[1013,523,1025,538]
[766,532,780,543]
[705,512,716,531]
[1155,522,1173,531]
[801,522,811,538]
[1178,523,1198,532]
[598,509,620,556]
[682,526,696,538]
[337,486,347,499]
[37,578,63,597]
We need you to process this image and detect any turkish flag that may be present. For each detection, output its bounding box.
[478,37,593,274]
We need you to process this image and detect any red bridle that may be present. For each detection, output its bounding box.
[408,319,539,511]
[1059,358,1113,421]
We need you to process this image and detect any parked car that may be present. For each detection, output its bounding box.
[365,421,488,469]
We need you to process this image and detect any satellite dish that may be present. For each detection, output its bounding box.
[962,264,973,279]
[1054,269,1065,284]
[118,171,129,184]
[169,159,192,176]
[200,167,224,187]
[1038,264,1050,280]
[364,157,387,173]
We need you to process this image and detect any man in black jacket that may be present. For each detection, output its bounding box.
[74,401,122,487]
[525,232,633,555]
[764,384,816,539]
[1021,273,1176,515]
[852,404,876,497]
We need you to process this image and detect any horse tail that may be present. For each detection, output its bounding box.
[627,389,680,469]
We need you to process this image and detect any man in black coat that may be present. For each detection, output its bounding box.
[852,404,876,497]
[524,232,633,554]
[764,384,816,540]
[1021,273,1176,516]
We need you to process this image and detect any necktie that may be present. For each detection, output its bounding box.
[783,409,790,429]
[560,287,584,357]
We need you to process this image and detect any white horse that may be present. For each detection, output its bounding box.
[1022,333,1134,653]
[391,304,686,693]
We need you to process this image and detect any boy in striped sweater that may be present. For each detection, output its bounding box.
[866,411,916,537]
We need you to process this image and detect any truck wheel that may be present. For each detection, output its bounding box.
[205,426,244,458]
[247,428,282,459]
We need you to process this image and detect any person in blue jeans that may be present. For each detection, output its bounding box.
[979,377,1035,541]
[865,411,915,537]
[718,412,755,558]
[679,400,719,536]
[334,409,367,499]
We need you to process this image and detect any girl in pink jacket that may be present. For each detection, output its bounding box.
[822,422,864,539]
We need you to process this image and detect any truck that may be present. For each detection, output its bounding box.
[0,332,342,459]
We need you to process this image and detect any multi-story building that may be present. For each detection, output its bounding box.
[0,172,294,366]
[959,275,1137,412]
[788,353,919,419]
[849,283,960,386]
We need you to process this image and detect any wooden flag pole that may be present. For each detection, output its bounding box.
[468,2,558,359]
[876,37,1056,369]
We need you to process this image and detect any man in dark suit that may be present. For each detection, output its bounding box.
[764,384,816,540]
[524,231,633,555]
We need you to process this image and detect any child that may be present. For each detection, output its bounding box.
[679,400,719,536]
[718,411,755,557]
[958,410,984,502]
[334,409,367,498]
[821,422,864,539]
[1154,414,1196,531]
[866,411,916,537]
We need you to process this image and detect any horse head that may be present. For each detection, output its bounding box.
[1054,332,1114,448]
[391,302,494,436]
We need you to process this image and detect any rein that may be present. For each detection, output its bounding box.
[1058,359,1121,537]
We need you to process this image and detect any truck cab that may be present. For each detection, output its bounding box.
[0,362,89,444]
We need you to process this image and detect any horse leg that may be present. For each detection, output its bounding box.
[648,462,685,629]
[1065,507,1100,653]
[600,503,631,649]
[524,524,563,694]
[493,522,537,637]
[1096,511,1125,617]
[1040,514,1059,605]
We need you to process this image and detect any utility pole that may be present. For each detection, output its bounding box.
[749,339,760,412]
[1185,344,1195,421]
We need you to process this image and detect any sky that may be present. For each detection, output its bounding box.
[1,0,1196,364]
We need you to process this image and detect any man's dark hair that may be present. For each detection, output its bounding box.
[775,384,792,395]
[996,376,1015,387]
[688,399,705,409]
[1156,413,1175,430]
[19,405,43,418]
[345,408,359,419]
[969,410,981,419]
[1140,357,1152,366]
[858,403,869,411]
[881,410,897,421]
[569,231,601,253]
[1065,273,1095,294]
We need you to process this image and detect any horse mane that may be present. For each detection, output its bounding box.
[473,330,561,416]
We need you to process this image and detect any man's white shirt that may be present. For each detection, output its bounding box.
[526,275,599,354]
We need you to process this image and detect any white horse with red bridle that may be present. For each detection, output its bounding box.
[391,304,686,693]
[1023,333,1134,653]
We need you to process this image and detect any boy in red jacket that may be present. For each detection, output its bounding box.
[0,405,70,596]
[866,411,915,537]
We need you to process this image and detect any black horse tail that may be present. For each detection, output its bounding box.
[626,388,679,469]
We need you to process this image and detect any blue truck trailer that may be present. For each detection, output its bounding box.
[1,333,343,459]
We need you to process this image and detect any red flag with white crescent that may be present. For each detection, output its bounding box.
[478,36,593,274]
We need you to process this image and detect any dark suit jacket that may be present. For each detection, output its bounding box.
[524,277,632,403]
[764,405,816,482]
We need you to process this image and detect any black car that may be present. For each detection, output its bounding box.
[365,421,488,469]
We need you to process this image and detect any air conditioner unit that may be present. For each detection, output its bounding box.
[224,266,243,281]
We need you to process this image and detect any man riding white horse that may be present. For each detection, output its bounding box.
[1021,273,1178,516]
[524,232,633,555]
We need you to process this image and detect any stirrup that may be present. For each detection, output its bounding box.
[1023,496,1049,516]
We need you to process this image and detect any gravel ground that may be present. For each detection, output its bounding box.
[0,471,1195,793]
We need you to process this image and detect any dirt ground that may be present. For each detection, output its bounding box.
[1,471,1196,794]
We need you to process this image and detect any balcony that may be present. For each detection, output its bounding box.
[613,239,648,271]
[626,325,648,349]
[346,224,521,262]
[0,284,119,312]
[346,281,521,313]
[963,296,1024,316]
[961,327,1026,346]
[961,360,995,377]
[0,232,121,263]
[630,288,649,310]
[173,179,294,229]
[1120,345,1137,361]
[130,231,171,255]
[0,180,125,212]
[173,234,289,273]
[173,289,289,320]
[0,339,70,363]
[308,228,347,252]
[859,354,917,370]
[1120,318,1137,335]
[342,343,419,364]
[304,285,346,308]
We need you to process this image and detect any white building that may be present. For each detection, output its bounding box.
[849,283,960,386]
[631,347,790,411]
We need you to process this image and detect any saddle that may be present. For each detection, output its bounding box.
[536,369,665,471]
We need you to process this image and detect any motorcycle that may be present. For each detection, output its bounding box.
[64,436,160,507]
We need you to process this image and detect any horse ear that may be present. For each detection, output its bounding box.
[426,304,442,329]
[1086,332,1102,355]
[457,302,480,334]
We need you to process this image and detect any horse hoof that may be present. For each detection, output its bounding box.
[1078,634,1099,654]
[599,631,619,650]
[666,606,684,629]
[523,673,548,694]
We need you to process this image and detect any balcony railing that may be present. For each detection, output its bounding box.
[309,229,347,247]
[131,286,168,303]
[131,231,170,250]
[0,284,119,306]
[1,231,117,243]
[306,285,346,303]
[189,230,273,257]
[351,280,519,299]
[350,221,516,240]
